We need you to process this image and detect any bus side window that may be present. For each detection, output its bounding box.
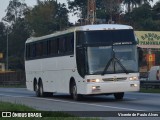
[59,37,65,54]
[43,41,47,56]
[50,40,54,55]
[48,40,51,55]
[66,34,74,54]
[26,44,30,59]
[30,43,36,58]
[36,42,43,57]
[49,39,58,56]
[71,34,74,52]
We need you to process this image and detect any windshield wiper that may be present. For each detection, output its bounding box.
[101,51,128,75]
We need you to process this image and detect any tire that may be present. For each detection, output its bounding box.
[71,81,82,101]
[35,82,40,97]
[114,92,124,100]
[39,82,44,97]
[39,81,53,97]
[44,92,53,97]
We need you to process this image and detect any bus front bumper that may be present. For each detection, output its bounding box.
[84,81,140,95]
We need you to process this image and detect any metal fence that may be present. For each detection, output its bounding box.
[0,72,26,86]
[140,81,160,89]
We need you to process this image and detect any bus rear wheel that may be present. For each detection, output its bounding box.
[35,82,40,97]
[71,82,82,101]
[38,81,53,97]
[114,92,124,100]
[39,82,44,97]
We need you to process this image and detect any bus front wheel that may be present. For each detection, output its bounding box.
[114,92,124,100]
[71,82,82,101]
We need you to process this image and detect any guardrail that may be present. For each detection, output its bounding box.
[140,81,160,89]
[0,72,26,86]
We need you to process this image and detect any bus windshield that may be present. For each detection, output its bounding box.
[87,45,138,74]
[77,29,136,45]
[76,30,138,76]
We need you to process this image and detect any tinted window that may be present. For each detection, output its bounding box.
[43,41,47,56]
[26,44,30,59]
[30,43,36,58]
[59,37,65,54]
[77,30,136,45]
[48,39,58,55]
[66,34,74,53]
[25,32,74,60]
[36,42,43,57]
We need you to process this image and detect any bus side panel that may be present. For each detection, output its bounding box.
[53,56,76,93]
[25,60,42,91]
[41,58,57,92]
[25,58,56,92]
[25,55,77,94]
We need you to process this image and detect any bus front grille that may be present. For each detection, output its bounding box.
[102,77,127,82]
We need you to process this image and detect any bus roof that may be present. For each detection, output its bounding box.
[26,24,133,43]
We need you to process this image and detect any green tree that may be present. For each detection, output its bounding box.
[140,0,153,5]
[123,3,159,30]
[3,0,28,23]
[101,0,122,23]
[0,22,6,55]
[125,3,149,28]
[152,1,160,20]
[3,0,31,70]
[8,18,31,70]
[123,0,141,13]
[26,0,69,36]
[67,0,88,22]
[68,0,123,24]
[123,0,153,13]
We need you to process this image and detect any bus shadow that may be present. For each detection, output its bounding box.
[45,94,134,103]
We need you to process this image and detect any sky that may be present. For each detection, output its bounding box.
[0,0,159,23]
[0,0,78,23]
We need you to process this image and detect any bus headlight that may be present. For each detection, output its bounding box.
[92,86,100,90]
[87,79,100,82]
[129,76,138,80]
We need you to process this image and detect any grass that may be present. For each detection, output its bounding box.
[0,102,98,120]
[0,101,36,111]
[140,88,160,93]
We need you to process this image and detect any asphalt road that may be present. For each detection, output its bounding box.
[0,88,160,119]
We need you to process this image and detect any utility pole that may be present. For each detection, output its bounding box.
[6,27,8,71]
[87,0,96,24]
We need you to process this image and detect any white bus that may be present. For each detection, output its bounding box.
[25,24,140,101]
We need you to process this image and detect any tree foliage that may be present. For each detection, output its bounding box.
[8,18,32,70]
[0,0,69,70]
[68,0,122,23]
[1,0,31,70]
[123,0,153,13]
[67,0,88,19]
[152,1,160,20]
[0,22,6,55]
[3,0,28,23]
[26,0,69,36]
[123,2,160,31]
[1,0,160,71]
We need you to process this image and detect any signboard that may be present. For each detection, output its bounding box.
[135,31,160,48]
[146,54,155,62]
[0,53,3,59]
